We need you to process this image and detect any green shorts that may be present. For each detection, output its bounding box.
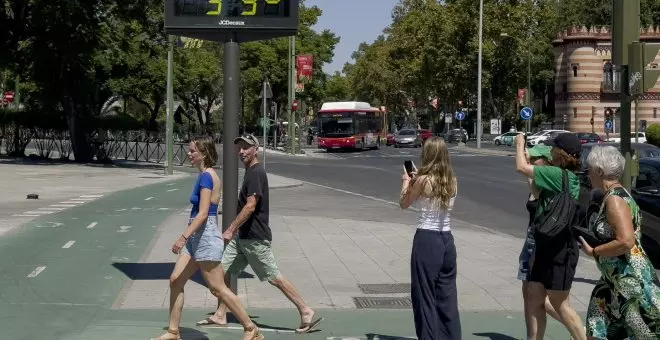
[221,238,281,282]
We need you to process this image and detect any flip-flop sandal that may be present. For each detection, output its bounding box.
[295,315,323,334]
[196,317,228,327]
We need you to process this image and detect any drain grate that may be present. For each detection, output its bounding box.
[353,296,412,309]
[357,283,411,294]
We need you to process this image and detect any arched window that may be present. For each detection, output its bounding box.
[603,61,613,90]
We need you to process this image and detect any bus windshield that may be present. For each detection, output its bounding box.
[318,112,354,138]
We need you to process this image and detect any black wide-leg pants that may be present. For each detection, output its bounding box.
[411,229,461,340]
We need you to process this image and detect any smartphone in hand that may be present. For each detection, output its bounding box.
[404,160,414,177]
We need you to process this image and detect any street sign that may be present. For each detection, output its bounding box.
[259,77,273,99]
[605,120,613,131]
[4,91,14,103]
[292,99,299,111]
[520,106,533,120]
[455,111,466,121]
[164,0,300,43]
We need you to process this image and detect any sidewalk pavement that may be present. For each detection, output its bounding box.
[0,158,189,237]
[457,145,516,157]
[110,174,600,339]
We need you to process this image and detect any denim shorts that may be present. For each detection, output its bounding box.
[517,226,536,281]
[183,216,224,262]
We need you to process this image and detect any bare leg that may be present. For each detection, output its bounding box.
[268,275,316,331]
[547,290,586,340]
[153,253,198,340]
[526,282,548,340]
[544,296,563,323]
[198,261,261,340]
[204,271,231,325]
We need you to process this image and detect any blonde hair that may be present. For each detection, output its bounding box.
[193,135,218,168]
[415,137,457,210]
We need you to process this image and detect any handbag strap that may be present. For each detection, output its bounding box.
[561,169,569,193]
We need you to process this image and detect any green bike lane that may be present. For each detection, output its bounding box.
[0,169,574,340]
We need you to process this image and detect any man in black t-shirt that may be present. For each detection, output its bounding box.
[196,134,322,333]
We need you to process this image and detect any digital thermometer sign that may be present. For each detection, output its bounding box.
[164,0,299,42]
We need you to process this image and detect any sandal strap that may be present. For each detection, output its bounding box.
[167,328,180,335]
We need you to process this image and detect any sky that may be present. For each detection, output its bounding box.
[306,0,399,75]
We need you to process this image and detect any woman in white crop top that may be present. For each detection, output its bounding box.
[399,137,461,340]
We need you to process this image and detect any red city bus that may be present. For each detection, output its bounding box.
[316,101,387,151]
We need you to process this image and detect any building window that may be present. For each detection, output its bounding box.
[655,108,658,118]
[603,61,613,90]
[573,107,578,118]
[572,63,580,77]
[562,83,567,92]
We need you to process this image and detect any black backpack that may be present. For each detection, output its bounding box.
[533,169,581,244]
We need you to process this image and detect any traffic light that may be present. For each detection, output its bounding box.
[628,42,660,95]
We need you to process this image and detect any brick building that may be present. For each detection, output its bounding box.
[553,25,660,134]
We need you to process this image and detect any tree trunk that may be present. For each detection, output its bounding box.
[63,95,93,162]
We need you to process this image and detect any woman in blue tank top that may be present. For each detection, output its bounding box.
[153,136,263,340]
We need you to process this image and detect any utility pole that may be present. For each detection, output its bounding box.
[612,0,640,189]
[165,35,175,176]
[526,52,531,133]
[476,0,483,149]
[287,36,296,155]
[260,77,272,168]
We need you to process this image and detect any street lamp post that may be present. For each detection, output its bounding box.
[476,0,483,149]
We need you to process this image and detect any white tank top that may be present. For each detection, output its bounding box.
[416,196,455,232]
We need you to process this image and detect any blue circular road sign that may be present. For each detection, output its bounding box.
[520,107,533,120]
[455,111,466,121]
[605,120,613,130]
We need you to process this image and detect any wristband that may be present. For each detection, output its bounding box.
[181,234,189,241]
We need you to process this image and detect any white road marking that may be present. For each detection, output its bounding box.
[166,183,175,186]
[116,208,127,211]
[38,207,66,211]
[13,214,40,217]
[35,222,64,228]
[75,197,96,201]
[61,201,84,204]
[80,194,104,198]
[167,188,178,192]
[131,207,142,210]
[23,210,53,215]
[86,222,98,229]
[52,204,76,207]
[158,207,170,211]
[145,197,154,201]
[27,266,46,278]
[62,240,76,249]
[118,226,132,233]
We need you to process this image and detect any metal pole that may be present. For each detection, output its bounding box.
[526,52,532,133]
[287,36,296,155]
[165,36,174,176]
[634,97,639,142]
[262,79,267,168]
[222,37,240,294]
[273,102,278,148]
[476,0,483,148]
[612,0,639,190]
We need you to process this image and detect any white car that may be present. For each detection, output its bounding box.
[526,129,570,147]
[607,132,647,143]
[493,131,524,146]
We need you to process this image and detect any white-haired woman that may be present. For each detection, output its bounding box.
[579,145,660,339]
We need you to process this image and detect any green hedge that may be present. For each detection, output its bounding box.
[0,108,148,132]
[647,123,660,147]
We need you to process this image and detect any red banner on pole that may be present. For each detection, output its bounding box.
[517,88,527,105]
[296,54,314,83]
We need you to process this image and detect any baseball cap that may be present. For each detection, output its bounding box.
[528,144,553,161]
[548,133,581,157]
[233,134,259,147]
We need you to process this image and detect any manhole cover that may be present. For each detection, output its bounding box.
[357,283,411,294]
[353,296,412,309]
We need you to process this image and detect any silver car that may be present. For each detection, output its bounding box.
[394,129,422,148]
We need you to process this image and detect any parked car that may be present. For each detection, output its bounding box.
[607,132,647,143]
[418,129,433,144]
[576,144,660,265]
[575,132,604,144]
[394,129,422,148]
[493,131,524,146]
[447,128,468,143]
[526,129,570,147]
[386,131,398,146]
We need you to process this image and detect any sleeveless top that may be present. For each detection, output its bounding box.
[190,172,218,218]
[416,196,455,232]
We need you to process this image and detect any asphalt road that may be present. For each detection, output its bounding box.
[253,145,530,238]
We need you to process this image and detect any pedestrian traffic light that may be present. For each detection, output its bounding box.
[628,42,660,95]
